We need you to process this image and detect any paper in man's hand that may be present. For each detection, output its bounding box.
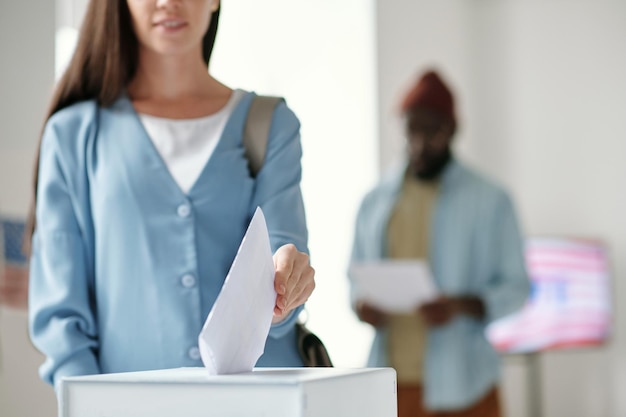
[349,260,438,313]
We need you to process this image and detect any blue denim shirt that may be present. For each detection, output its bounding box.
[349,159,529,410]
[29,91,308,387]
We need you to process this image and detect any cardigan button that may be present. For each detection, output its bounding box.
[177,204,191,218]
[188,347,201,361]
[181,274,196,288]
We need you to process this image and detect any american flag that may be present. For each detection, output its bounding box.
[486,237,611,353]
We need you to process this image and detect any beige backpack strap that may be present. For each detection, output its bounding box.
[243,95,282,178]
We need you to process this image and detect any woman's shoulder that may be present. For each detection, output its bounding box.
[43,99,100,154]
[46,99,100,134]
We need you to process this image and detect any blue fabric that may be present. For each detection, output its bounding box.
[29,91,308,387]
[349,158,529,411]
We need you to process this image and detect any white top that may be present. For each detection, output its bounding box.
[139,89,244,194]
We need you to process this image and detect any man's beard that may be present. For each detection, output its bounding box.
[414,149,451,181]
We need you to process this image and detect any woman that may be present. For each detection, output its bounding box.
[28,0,315,389]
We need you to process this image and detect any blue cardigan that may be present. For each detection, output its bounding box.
[349,159,530,411]
[29,91,308,387]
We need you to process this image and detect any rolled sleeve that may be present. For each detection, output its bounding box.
[250,100,309,340]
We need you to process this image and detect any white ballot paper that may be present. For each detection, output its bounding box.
[348,260,439,313]
[198,207,276,375]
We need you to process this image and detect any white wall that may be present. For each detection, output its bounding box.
[0,1,58,416]
[377,1,626,416]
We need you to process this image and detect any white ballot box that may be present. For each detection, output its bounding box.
[59,367,397,417]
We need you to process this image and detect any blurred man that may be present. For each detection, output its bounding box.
[349,69,529,417]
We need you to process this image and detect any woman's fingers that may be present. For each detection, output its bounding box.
[272,244,315,316]
[284,266,315,311]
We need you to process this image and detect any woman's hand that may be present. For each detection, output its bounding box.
[271,244,315,323]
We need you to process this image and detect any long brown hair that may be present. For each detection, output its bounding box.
[23,0,221,253]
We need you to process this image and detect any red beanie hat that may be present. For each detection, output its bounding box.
[400,69,456,123]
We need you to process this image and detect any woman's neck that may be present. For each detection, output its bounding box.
[127,49,232,118]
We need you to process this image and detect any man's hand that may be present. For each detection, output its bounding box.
[418,296,458,326]
[0,265,29,310]
[356,300,389,328]
[271,244,315,323]
[419,295,485,327]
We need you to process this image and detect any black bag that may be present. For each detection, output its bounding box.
[295,321,334,367]
[244,95,333,368]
